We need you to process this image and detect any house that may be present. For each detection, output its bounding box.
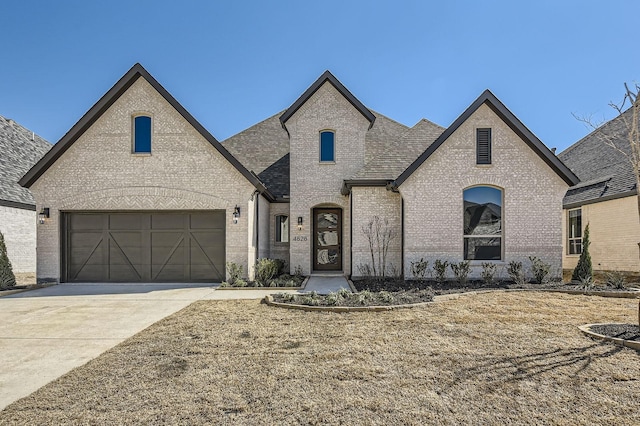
[559,110,640,278]
[20,64,578,284]
[0,115,51,279]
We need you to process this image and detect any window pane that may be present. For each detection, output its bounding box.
[464,237,501,260]
[134,116,151,153]
[568,209,581,238]
[463,186,502,236]
[276,215,289,243]
[320,131,334,162]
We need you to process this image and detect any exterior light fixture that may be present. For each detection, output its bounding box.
[297,216,303,230]
[233,205,240,224]
[38,208,50,224]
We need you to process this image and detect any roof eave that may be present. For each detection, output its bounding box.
[341,179,393,195]
[563,189,638,209]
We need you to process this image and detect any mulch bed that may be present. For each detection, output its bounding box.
[590,324,640,342]
[272,288,434,307]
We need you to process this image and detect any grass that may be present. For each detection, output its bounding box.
[1,292,639,425]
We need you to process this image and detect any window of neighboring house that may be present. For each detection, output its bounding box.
[320,131,335,162]
[133,115,152,153]
[463,186,502,260]
[476,128,491,165]
[275,215,289,243]
[568,208,582,255]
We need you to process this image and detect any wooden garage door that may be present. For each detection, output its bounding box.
[63,212,225,283]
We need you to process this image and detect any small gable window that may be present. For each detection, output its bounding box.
[464,186,502,260]
[320,131,335,162]
[275,215,289,243]
[476,128,491,165]
[133,115,152,153]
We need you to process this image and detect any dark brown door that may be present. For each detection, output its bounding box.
[312,208,342,271]
[63,212,225,283]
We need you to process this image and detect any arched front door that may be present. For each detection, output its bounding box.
[312,208,342,271]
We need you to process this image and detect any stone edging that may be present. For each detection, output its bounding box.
[263,295,433,312]
[216,277,307,291]
[544,289,640,299]
[579,323,640,351]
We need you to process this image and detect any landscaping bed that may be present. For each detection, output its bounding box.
[272,288,434,307]
[590,323,640,342]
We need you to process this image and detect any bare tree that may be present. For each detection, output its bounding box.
[361,216,397,277]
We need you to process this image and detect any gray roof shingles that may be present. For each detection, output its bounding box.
[559,109,637,207]
[0,115,51,208]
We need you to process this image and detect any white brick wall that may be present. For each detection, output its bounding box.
[286,82,370,275]
[0,205,36,273]
[30,78,256,283]
[400,104,568,280]
[563,196,640,273]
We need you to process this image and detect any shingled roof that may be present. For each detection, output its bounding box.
[559,108,638,208]
[0,115,51,209]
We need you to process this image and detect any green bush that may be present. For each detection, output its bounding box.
[410,258,429,279]
[0,231,16,290]
[604,271,626,289]
[481,262,498,286]
[450,261,471,285]
[222,261,245,287]
[254,258,280,286]
[572,224,592,282]
[433,260,449,284]
[507,261,525,285]
[529,256,551,284]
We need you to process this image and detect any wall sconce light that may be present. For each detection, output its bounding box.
[233,205,240,224]
[297,216,303,230]
[38,208,50,224]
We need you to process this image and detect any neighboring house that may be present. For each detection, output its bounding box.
[20,64,578,284]
[559,111,640,275]
[0,115,51,275]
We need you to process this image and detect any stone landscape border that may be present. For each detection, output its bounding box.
[262,295,433,312]
[579,323,640,351]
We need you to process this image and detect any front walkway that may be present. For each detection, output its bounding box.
[303,275,352,294]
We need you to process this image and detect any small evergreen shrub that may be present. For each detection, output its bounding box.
[433,260,449,284]
[450,261,471,286]
[529,256,551,284]
[221,261,245,287]
[572,224,593,282]
[254,258,280,286]
[410,258,429,279]
[507,261,525,285]
[481,262,498,286]
[0,231,16,290]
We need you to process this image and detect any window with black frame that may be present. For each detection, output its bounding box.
[463,186,502,260]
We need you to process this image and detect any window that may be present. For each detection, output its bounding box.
[463,186,502,260]
[275,215,289,243]
[320,131,335,162]
[133,115,152,153]
[476,128,491,165]
[568,208,582,255]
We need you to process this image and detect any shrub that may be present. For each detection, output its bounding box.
[0,231,16,290]
[578,275,594,291]
[507,261,525,285]
[529,256,551,284]
[572,224,593,282]
[255,258,280,286]
[604,271,626,289]
[433,260,449,284]
[481,262,498,286]
[410,258,429,279]
[450,261,471,286]
[357,263,373,278]
[293,265,304,277]
[222,261,244,287]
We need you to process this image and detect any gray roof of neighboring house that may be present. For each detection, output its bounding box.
[559,109,637,208]
[0,115,51,209]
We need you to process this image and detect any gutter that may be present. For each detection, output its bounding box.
[341,179,393,196]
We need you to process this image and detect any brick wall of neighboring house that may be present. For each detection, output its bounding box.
[563,195,640,273]
[286,82,370,276]
[269,202,291,271]
[0,205,36,273]
[29,78,256,283]
[351,187,402,278]
[400,103,569,280]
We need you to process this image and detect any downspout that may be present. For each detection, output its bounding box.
[251,190,260,263]
[401,196,405,279]
[349,193,353,279]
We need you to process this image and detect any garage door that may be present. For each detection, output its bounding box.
[63,212,225,283]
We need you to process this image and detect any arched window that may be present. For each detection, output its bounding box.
[133,115,152,153]
[319,131,335,162]
[463,186,502,260]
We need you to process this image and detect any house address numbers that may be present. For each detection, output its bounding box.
[293,236,308,241]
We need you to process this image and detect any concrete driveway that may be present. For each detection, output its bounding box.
[0,283,263,410]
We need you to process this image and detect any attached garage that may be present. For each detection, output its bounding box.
[62,211,225,283]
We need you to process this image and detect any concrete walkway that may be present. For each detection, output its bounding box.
[0,277,351,409]
[303,275,352,294]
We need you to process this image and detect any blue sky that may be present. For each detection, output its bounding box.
[1,1,638,153]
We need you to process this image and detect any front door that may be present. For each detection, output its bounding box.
[313,208,342,271]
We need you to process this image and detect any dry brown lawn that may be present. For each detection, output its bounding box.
[1,292,639,425]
